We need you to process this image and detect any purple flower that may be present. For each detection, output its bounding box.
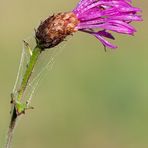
[73,0,142,49]
[36,0,142,50]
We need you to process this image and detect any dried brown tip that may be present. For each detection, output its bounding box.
[35,12,79,50]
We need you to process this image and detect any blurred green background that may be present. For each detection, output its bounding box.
[0,0,147,148]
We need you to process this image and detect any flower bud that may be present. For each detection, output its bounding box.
[35,12,79,50]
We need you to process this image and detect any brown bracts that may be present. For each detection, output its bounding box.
[35,12,79,50]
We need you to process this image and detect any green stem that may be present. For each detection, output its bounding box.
[17,46,41,101]
[5,46,42,148]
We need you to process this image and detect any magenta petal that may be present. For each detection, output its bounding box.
[97,30,115,40]
[73,0,142,49]
[93,33,117,49]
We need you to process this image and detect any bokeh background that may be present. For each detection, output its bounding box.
[0,0,147,148]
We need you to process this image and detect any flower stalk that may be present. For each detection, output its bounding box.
[5,46,42,148]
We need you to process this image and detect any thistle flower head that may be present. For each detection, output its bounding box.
[35,0,142,50]
[73,0,142,48]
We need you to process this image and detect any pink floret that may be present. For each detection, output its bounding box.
[73,0,142,49]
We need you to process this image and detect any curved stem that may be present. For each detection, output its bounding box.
[5,46,42,148]
[5,107,17,148]
[17,46,41,101]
